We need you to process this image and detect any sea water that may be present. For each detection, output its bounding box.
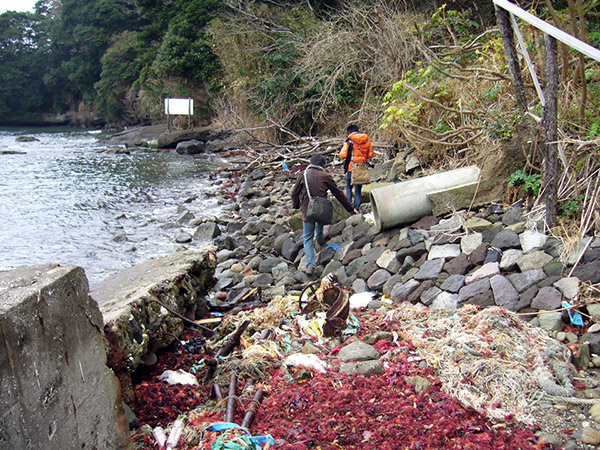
[0,127,223,286]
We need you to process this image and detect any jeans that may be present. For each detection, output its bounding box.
[303,220,323,268]
[345,171,362,209]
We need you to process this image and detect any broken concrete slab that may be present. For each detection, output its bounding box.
[0,264,132,449]
[91,250,216,372]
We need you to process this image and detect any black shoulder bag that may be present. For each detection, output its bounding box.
[304,170,333,224]
[343,139,353,173]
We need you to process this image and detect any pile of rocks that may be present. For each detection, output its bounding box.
[184,165,600,368]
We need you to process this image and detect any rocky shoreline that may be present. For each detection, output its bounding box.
[96,124,600,448]
[172,155,600,449]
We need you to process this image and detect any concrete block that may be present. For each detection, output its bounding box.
[0,264,131,449]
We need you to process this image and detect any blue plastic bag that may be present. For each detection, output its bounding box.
[562,301,584,327]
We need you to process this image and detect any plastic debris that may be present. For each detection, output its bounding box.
[159,369,199,386]
[166,419,185,449]
[349,291,376,309]
[283,353,328,373]
[152,426,167,449]
[562,301,584,327]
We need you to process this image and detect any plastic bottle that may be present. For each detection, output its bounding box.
[152,426,167,449]
[166,419,185,449]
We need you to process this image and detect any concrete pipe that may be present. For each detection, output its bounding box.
[370,166,480,232]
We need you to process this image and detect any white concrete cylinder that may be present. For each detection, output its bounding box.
[371,166,480,232]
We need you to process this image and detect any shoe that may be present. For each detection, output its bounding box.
[316,234,327,246]
[303,266,315,275]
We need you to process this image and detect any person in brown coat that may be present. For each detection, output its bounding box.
[291,154,357,274]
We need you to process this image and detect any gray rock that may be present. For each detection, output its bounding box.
[440,274,465,293]
[482,225,502,243]
[352,278,369,293]
[194,222,221,240]
[408,229,427,245]
[464,262,499,284]
[517,286,538,311]
[428,244,461,260]
[491,229,520,249]
[458,278,491,303]
[554,277,580,300]
[356,360,384,376]
[460,233,483,255]
[405,376,432,394]
[531,286,563,310]
[177,210,195,224]
[390,279,420,302]
[175,139,205,154]
[338,340,380,362]
[396,243,427,265]
[358,261,379,280]
[414,258,445,280]
[382,274,403,297]
[431,291,459,310]
[241,222,260,235]
[572,260,600,284]
[499,249,523,271]
[507,270,547,293]
[502,206,524,225]
[490,274,519,308]
[376,250,398,270]
[363,246,387,263]
[364,331,394,344]
[464,217,493,232]
[444,253,474,275]
[334,241,354,262]
[581,332,600,354]
[520,230,548,253]
[174,230,192,243]
[516,251,554,271]
[421,286,442,306]
[538,312,564,331]
[281,238,303,262]
[367,269,391,291]
[323,260,343,277]
[258,257,284,274]
[273,234,293,255]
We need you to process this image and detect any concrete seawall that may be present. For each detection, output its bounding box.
[0,264,132,449]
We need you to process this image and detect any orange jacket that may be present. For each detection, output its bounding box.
[340,132,374,171]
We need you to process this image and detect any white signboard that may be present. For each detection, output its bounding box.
[164,98,194,115]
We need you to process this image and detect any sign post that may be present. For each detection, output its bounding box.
[164,98,194,132]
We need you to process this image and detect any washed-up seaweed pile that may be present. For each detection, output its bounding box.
[385,304,577,424]
[132,298,560,449]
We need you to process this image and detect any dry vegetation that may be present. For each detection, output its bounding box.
[206,0,600,238]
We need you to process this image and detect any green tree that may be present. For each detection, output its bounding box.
[48,0,139,110]
[0,10,52,123]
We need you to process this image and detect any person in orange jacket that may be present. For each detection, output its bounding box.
[339,124,374,210]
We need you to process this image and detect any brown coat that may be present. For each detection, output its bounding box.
[291,165,354,221]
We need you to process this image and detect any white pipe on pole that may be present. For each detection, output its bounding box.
[493,0,600,63]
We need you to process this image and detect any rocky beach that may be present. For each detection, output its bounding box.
[95,126,600,450]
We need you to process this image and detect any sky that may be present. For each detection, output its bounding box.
[0,0,38,14]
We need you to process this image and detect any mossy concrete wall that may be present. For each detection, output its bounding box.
[0,264,132,449]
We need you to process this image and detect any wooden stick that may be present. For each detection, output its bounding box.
[241,390,265,429]
[225,372,237,423]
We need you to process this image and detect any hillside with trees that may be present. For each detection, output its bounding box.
[1,0,599,237]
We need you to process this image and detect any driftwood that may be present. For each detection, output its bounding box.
[241,389,265,429]
[225,372,237,423]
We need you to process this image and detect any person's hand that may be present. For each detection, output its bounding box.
[353,208,359,214]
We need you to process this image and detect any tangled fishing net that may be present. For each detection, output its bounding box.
[386,304,576,423]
